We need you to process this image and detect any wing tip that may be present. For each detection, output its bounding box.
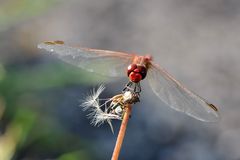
[203,102,221,122]
[206,102,219,112]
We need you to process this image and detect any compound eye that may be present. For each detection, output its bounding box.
[127,64,137,76]
[137,66,147,79]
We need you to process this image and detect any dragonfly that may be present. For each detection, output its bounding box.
[38,40,220,122]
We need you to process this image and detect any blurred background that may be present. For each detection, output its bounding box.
[0,0,239,159]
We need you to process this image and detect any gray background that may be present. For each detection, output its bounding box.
[1,0,240,159]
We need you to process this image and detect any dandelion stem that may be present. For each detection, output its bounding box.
[111,104,132,160]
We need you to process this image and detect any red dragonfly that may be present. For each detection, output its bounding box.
[38,40,220,122]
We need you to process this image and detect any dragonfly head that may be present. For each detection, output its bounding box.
[127,64,147,83]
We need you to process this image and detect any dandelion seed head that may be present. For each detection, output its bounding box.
[123,91,133,101]
[80,84,105,111]
[80,84,122,132]
[115,106,123,115]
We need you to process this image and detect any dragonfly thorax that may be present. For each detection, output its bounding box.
[127,64,147,83]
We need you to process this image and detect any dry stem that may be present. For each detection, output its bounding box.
[111,104,132,160]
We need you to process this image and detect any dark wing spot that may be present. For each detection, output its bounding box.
[44,40,65,45]
[207,103,218,112]
[54,40,64,44]
[44,41,56,45]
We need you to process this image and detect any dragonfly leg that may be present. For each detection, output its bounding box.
[122,81,141,94]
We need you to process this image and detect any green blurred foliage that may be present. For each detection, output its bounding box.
[0,62,106,95]
[0,1,108,159]
[0,64,6,82]
[0,0,58,32]
[58,150,91,160]
[0,61,104,159]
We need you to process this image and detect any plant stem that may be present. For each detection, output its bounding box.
[111,104,132,160]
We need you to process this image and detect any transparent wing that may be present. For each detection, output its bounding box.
[38,41,134,77]
[148,63,220,122]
